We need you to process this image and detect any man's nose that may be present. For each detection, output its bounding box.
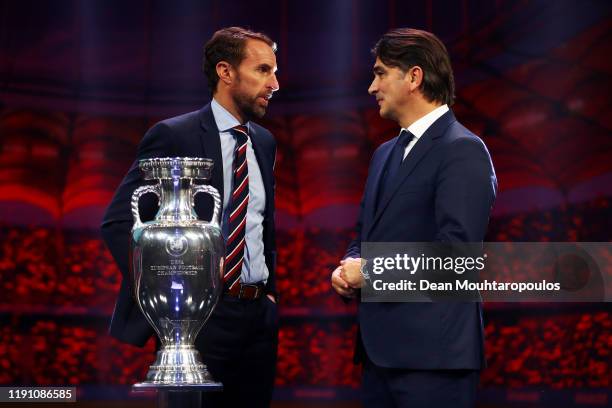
[269,73,279,92]
[368,79,377,95]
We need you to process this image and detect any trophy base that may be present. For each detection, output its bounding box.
[136,345,222,387]
[133,383,223,391]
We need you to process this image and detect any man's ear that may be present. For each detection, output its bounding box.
[216,61,233,86]
[407,66,424,92]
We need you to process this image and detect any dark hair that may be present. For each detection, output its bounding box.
[203,27,276,94]
[372,28,455,105]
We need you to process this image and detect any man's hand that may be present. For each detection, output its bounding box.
[331,265,356,298]
[340,257,365,288]
[266,293,276,303]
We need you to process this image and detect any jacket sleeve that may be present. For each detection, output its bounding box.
[344,190,366,260]
[344,147,381,260]
[101,122,177,346]
[101,123,176,283]
[434,137,497,243]
[339,148,380,302]
[264,135,278,298]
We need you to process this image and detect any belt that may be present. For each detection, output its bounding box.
[224,282,266,300]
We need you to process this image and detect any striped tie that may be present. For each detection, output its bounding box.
[223,125,249,290]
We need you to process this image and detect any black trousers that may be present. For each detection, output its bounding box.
[362,357,480,408]
[196,295,279,408]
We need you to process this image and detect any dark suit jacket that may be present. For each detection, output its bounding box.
[101,103,277,347]
[345,110,497,370]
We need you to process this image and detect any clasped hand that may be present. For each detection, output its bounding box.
[330,257,364,298]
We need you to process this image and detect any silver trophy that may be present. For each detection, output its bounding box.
[130,157,224,388]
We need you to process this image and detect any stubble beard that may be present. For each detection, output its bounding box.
[232,76,266,121]
[235,92,266,120]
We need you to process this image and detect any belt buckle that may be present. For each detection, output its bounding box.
[239,283,260,299]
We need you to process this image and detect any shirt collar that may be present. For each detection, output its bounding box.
[211,98,249,133]
[403,104,449,139]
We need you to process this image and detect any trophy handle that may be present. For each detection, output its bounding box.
[192,185,222,229]
[131,184,161,229]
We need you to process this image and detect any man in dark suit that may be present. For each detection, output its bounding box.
[331,28,497,407]
[101,27,279,407]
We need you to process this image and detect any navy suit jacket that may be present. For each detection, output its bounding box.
[101,103,277,347]
[345,110,497,369]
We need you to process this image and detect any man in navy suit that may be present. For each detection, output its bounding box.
[102,27,279,407]
[331,28,497,407]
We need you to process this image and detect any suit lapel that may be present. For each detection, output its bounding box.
[367,110,457,237]
[198,103,224,204]
[249,126,273,217]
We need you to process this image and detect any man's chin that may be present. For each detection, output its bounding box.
[237,105,266,121]
[252,106,267,119]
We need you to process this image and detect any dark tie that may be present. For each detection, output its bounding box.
[376,129,415,210]
[224,125,249,291]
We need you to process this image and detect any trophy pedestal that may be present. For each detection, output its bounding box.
[132,345,222,408]
[133,383,222,408]
[138,345,220,385]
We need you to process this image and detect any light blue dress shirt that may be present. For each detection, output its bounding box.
[211,98,269,284]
